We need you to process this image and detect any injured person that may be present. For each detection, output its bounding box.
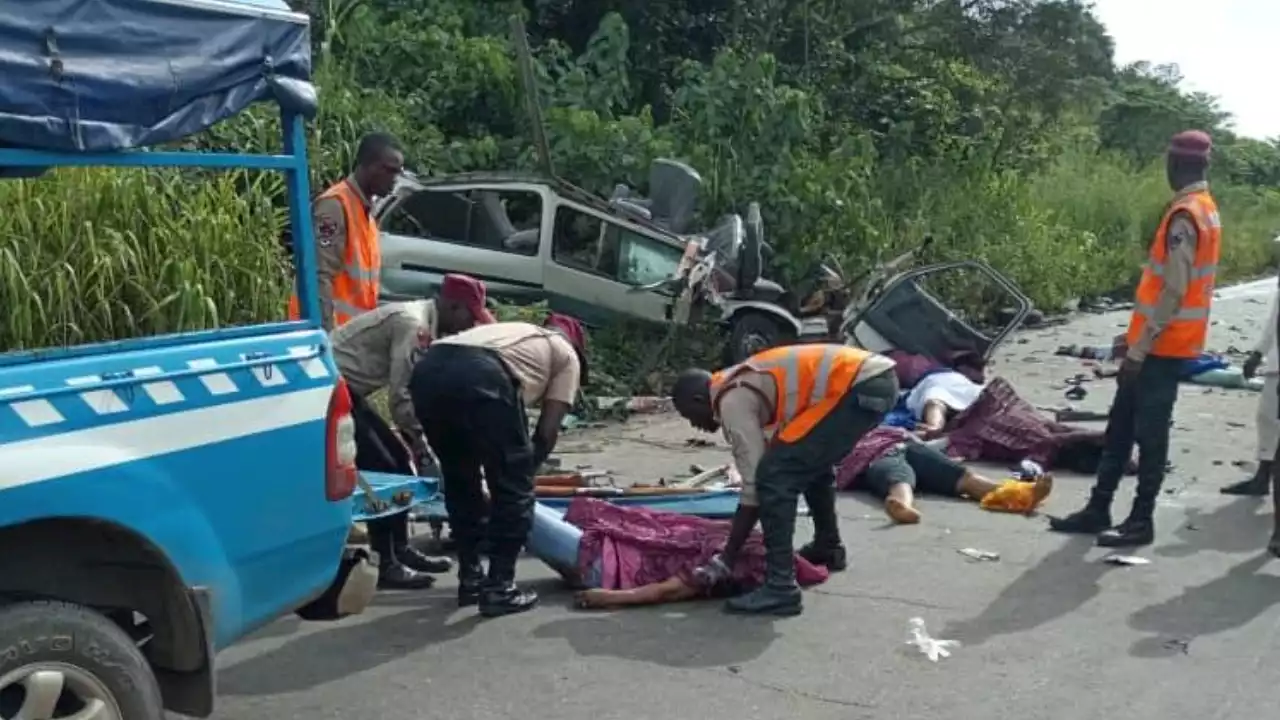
[524,498,830,610]
[836,426,1053,524]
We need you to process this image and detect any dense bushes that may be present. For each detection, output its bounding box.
[3,0,1279,366]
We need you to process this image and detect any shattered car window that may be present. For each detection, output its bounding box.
[617,231,683,286]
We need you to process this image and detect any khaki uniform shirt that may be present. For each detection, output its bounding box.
[1127,181,1206,362]
[313,174,373,332]
[434,322,581,405]
[718,354,897,506]
[331,300,437,447]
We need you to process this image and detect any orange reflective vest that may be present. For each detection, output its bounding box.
[711,344,870,443]
[288,179,381,327]
[1125,188,1221,359]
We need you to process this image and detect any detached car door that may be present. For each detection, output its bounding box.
[844,260,1032,362]
[541,198,688,326]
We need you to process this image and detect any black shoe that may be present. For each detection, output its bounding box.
[478,583,539,618]
[724,585,803,616]
[378,562,436,590]
[1048,504,1112,535]
[456,559,485,607]
[1221,477,1270,496]
[1097,517,1154,548]
[797,542,847,572]
[398,546,454,574]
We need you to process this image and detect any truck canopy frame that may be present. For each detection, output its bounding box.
[0,0,325,363]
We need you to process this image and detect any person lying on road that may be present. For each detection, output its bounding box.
[411,314,588,618]
[671,344,898,617]
[332,273,494,589]
[835,426,1053,524]
[906,354,985,439]
[521,498,830,611]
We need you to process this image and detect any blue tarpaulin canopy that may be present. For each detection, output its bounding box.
[0,0,316,153]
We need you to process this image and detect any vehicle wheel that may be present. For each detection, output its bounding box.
[726,312,795,365]
[0,600,163,720]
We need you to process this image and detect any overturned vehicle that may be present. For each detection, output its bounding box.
[373,158,1032,368]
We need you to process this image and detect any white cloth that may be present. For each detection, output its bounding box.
[1254,289,1280,376]
[1258,375,1280,460]
[905,370,983,420]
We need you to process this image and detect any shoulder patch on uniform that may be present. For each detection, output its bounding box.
[316,215,339,246]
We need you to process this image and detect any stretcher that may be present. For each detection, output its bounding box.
[351,471,440,523]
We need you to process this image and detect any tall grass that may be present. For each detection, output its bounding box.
[0,168,289,351]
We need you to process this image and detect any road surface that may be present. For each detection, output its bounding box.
[200,277,1280,720]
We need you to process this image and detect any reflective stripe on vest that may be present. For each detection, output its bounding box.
[1125,190,1221,359]
[287,180,382,327]
[711,344,869,443]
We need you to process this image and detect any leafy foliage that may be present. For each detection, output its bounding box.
[3,0,1280,377]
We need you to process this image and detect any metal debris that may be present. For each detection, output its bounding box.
[957,548,1000,562]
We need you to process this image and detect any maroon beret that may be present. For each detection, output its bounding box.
[1168,130,1212,160]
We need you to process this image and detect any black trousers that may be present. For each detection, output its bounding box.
[1092,355,1183,515]
[411,344,535,577]
[350,393,414,566]
[754,370,899,589]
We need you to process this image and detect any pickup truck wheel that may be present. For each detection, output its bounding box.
[726,312,795,365]
[0,601,163,720]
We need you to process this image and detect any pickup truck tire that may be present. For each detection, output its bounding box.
[726,311,795,365]
[0,600,164,720]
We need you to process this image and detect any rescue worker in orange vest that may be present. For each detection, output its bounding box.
[1050,130,1221,548]
[671,344,899,616]
[288,132,404,330]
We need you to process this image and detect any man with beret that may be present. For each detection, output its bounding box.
[332,273,495,588]
[1051,130,1221,547]
[411,313,588,617]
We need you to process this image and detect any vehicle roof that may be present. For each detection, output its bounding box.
[407,171,690,243]
[0,0,314,153]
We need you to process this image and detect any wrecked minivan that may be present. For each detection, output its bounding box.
[374,169,693,327]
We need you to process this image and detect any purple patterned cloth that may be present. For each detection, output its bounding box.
[886,350,942,389]
[564,497,829,592]
[944,377,1104,466]
[834,426,913,490]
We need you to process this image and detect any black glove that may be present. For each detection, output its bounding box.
[1244,351,1263,380]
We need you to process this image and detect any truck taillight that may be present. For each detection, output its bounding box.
[326,377,358,501]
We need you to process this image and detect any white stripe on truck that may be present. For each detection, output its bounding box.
[0,385,332,489]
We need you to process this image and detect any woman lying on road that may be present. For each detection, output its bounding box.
[835,426,1053,524]
[525,498,829,610]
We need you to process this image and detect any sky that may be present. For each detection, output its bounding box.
[1089,0,1277,140]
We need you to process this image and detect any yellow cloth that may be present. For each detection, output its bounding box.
[979,479,1045,514]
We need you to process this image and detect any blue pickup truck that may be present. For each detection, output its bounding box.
[0,1,373,717]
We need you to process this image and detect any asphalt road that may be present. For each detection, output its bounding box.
[200,277,1280,720]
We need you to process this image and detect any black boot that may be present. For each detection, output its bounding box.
[799,482,847,571]
[1048,490,1113,534]
[378,562,436,590]
[1097,503,1154,548]
[1221,474,1270,496]
[456,552,485,607]
[387,513,454,573]
[478,554,538,618]
[724,499,803,616]
[371,518,435,589]
[398,545,454,574]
